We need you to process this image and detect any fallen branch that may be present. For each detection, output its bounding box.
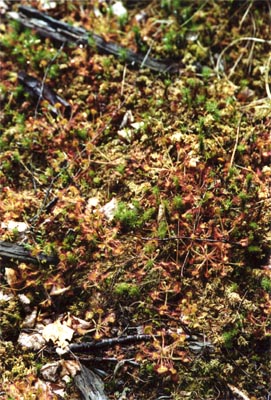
[18,71,71,118]
[227,384,251,400]
[69,334,153,353]
[9,6,180,73]
[140,235,243,246]
[69,332,213,355]
[0,240,59,265]
[215,36,271,77]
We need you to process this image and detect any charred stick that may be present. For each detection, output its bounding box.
[69,334,154,353]
[0,240,59,265]
[18,71,71,118]
[9,6,180,73]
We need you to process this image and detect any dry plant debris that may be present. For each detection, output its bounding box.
[0,1,270,399]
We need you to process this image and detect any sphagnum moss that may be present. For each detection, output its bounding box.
[1,1,270,399]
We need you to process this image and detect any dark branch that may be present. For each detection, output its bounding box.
[18,71,71,118]
[9,6,181,73]
[0,240,59,265]
[69,334,154,353]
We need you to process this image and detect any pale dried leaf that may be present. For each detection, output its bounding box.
[100,198,118,221]
[60,359,81,378]
[40,362,60,382]
[1,220,29,232]
[18,331,46,351]
[22,309,38,328]
[42,319,74,349]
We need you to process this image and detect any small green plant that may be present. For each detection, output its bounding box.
[201,66,212,80]
[141,207,156,223]
[114,201,139,229]
[163,29,178,54]
[114,282,140,298]
[222,328,238,349]
[261,277,271,292]
[88,33,97,49]
[196,94,206,105]
[116,164,126,175]
[152,186,160,198]
[144,244,156,256]
[118,48,128,63]
[237,144,246,153]
[173,195,184,210]
[93,176,102,186]
[238,192,249,206]
[246,173,253,190]
[77,128,88,140]
[205,100,220,121]
[133,26,147,53]
[228,283,238,292]
[117,15,128,30]
[240,79,249,88]
[47,63,61,79]
[181,87,192,106]
[157,220,168,239]
[247,245,262,254]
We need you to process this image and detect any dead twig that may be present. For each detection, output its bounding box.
[69,334,153,353]
[0,240,59,265]
[18,71,71,118]
[229,113,243,169]
[265,54,271,100]
[34,41,66,118]
[9,6,180,74]
[141,235,237,245]
[227,384,251,400]
[215,37,271,77]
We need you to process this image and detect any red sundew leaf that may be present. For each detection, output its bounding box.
[143,325,153,334]
[103,312,115,324]
[150,290,162,301]
[204,269,210,278]
[88,269,99,282]
[5,267,23,289]
[157,364,169,374]
[238,238,249,247]
[172,282,181,293]
[158,304,169,315]
[169,366,178,376]
[50,286,71,296]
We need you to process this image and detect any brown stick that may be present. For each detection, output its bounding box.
[9,6,180,73]
[0,240,59,265]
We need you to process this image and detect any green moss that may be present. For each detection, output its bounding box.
[201,66,212,80]
[0,299,23,341]
[114,201,139,229]
[157,220,168,239]
[247,245,262,254]
[222,328,238,348]
[173,195,184,210]
[114,282,140,298]
[116,164,126,175]
[141,207,156,223]
[0,2,270,398]
[77,128,88,140]
[261,277,271,292]
[152,186,160,198]
[181,87,192,106]
[205,100,220,121]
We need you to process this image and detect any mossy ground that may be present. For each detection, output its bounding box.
[0,1,270,399]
